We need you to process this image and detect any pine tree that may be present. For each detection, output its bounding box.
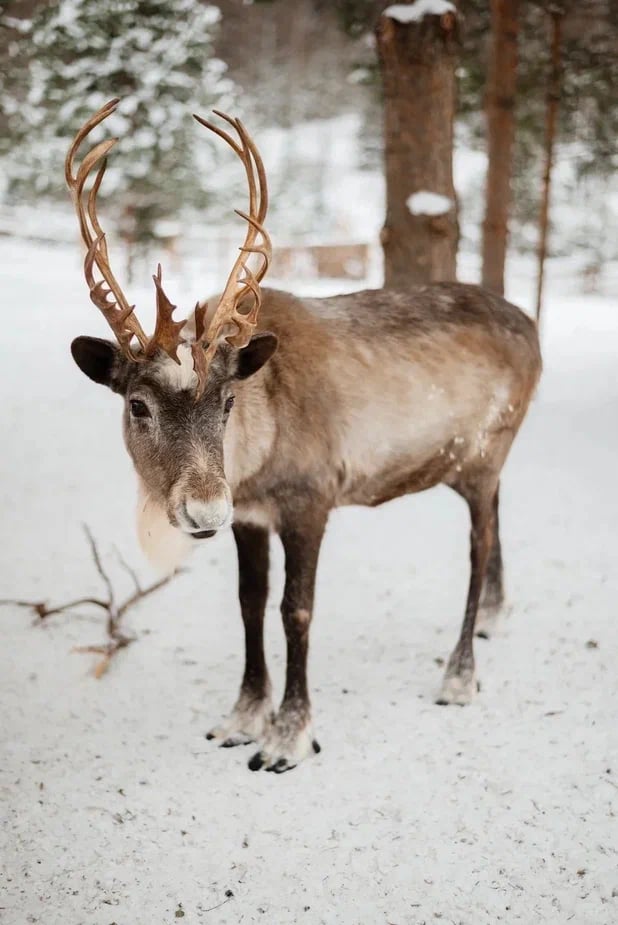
[0,0,234,247]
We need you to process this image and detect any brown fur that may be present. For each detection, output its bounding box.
[224,284,540,763]
[228,284,540,510]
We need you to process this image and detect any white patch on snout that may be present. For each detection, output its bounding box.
[184,494,233,533]
[136,481,193,575]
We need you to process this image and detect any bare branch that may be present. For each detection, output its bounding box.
[114,544,142,594]
[73,636,134,679]
[0,596,109,620]
[83,522,115,608]
[116,571,181,620]
[2,526,184,677]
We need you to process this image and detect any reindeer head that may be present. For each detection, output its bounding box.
[66,100,276,566]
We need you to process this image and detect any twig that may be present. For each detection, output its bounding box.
[1,526,183,677]
[73,637,135,679]
[0,596,108,620]
[83,522,115,610]
[114,544,141,594]
[202,898,232,914]
[116,572,179,619]
[78,568,179,679]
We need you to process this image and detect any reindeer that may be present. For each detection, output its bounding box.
[66,100,541,773]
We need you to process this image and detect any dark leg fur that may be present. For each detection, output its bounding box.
[249,510,327,772]
[206,523,274,746]
[476,485,505,637]
[234,522,270,698]
[437,481,497,705]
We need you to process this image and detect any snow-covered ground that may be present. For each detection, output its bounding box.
[1,236,617,924]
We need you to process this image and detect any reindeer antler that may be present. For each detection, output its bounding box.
[191,111,272,397]
[146,265,187,363]
[66,102,271,383]
[65,99,185,363]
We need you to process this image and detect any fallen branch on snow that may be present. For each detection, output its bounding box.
[0,524,182,677]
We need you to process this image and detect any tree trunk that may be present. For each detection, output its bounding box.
[535,7,563,323]
[481,0,519,296]
[375,4,459,289]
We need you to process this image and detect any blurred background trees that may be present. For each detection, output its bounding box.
[481,0,519,296]
[0,0,616,293]
[0,0,234,268]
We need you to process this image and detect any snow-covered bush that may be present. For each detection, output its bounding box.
[1,0,235,245]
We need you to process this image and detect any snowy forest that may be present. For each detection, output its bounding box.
[2,0,617,299]
[1,2,617,924]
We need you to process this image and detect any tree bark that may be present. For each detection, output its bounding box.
[481,0,519,296]
[375,4,459,289]
[535,7,563,323]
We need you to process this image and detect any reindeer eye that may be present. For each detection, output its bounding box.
[129,399,151,419]
[224,396,235,414]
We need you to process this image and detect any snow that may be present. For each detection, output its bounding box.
[384,1,456,24]
[407,190,453,216]
[1,237,617,923]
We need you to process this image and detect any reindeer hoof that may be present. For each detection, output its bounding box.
[206,695,274,747]
[248,751,267,771]
[475,600,504,638]
[248,718,319,773]
[247,751,304,773]
[220,733,253,747]
[436,670,478,706]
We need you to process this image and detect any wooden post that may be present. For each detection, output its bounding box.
[535,6,563,323]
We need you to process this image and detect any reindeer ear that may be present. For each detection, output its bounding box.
[235,333,278,380]
[71,336,128,393]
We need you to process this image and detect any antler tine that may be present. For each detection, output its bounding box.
[65,99,149,355]
[145,264,186,364]
[231,116,269,228]
[193,112,259,223]
[64,97,119,189]
[85,153,148,348]
[87,157,111,264]
[235,208,272,283]
[193,111,243,157]
[192,110,272,397]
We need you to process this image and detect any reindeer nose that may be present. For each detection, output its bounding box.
[182,494,232,536]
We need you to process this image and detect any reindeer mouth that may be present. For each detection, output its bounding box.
[191,529,217,540]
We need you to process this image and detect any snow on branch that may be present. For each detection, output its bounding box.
[2,16,33,33]
[383,1,456,24]
[0,525,183,678]
[407,191,453,216]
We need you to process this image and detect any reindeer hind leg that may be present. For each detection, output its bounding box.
[475,484,505,638]
[437,477,498,705]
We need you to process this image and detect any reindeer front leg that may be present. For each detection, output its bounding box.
[207,522,274,746]
[249,510,326,773]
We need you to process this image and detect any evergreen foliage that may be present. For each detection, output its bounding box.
[0,0,234,244]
